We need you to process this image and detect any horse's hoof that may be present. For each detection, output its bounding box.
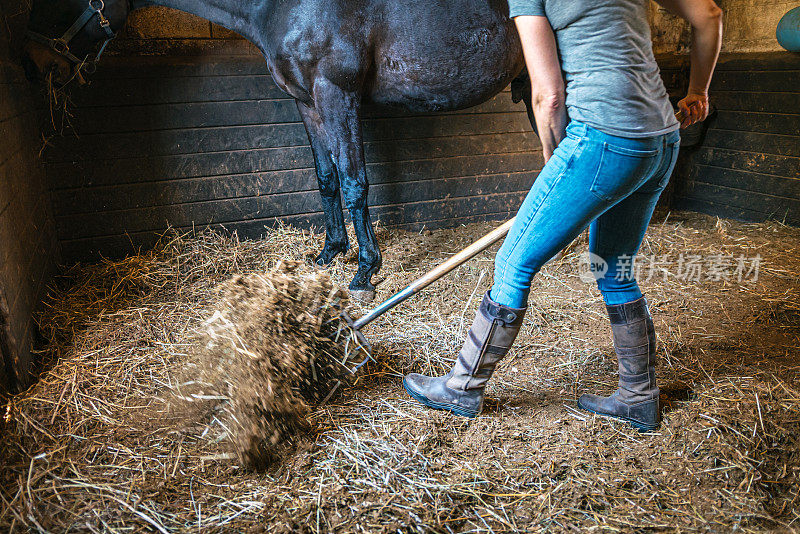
[349,288,376,303]
[315,244,349,267]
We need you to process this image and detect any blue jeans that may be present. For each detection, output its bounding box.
[491,121,681,308]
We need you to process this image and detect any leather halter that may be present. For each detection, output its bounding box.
[26,0,120,74]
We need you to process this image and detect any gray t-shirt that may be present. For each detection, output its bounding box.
[509,0,679,138]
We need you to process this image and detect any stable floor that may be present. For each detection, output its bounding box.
[1,211,799,532]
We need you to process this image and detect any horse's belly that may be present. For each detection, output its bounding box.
[369,67,517,112]
[368,18,523,112]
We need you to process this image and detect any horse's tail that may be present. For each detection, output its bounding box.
[510,67,537,135]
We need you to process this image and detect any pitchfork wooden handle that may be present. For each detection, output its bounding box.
[353,218,516,330]
[409,218,516,292]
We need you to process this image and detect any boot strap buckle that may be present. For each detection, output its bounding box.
[486,301,517,324]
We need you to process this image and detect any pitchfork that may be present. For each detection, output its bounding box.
[335,218,516,374]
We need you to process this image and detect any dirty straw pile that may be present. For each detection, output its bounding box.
[1,213,800,532]
[171,262,349,469]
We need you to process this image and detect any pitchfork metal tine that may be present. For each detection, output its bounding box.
[338,310,373,374]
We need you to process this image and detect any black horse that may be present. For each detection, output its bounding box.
[23,0,533,300]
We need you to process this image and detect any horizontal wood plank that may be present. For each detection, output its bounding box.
[712,69,800,93]
[73,74,287,106]
[712,110,800,137]
[693,165,800,200]
[702,129,800,158]
[714,53,800,72]
[90,56,271,79]
[51,152,542,215]
[678,181,800,224]
[43,122,312,162]
[54,170,535,240]
[46,127,541,189]
[711,91,800,115]
[67,99,302,133]
[694,147,800,180]
[44,125,539,163]
[673,196,778,224]
[71,78,521,117]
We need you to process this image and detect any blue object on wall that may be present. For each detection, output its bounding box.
[777,6,800,52]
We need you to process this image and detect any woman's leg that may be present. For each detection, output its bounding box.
[578,132,680,431]
[404,121,667,417]
[490,122,664,308]
[590,132,681,305]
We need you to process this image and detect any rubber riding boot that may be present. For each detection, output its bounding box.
[577,296,661,431]
[403,292,526,418]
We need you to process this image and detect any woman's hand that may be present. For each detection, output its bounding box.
[657,0,722,129]
[677,92,709,128]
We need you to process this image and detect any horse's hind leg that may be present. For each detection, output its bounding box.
[297,101,350,265]
[313,78,382,301]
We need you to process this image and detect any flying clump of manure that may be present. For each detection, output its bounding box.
[172,260,351,469]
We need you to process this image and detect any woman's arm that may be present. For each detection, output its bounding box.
[656,0,723,127]
[514,16,567,163]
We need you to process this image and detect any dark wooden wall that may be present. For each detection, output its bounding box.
[41,51,800,268]
[0,1,60,394]
[43,56,542,263]
[670,53,800,225]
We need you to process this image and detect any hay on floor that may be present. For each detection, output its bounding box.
[1,212,799,532]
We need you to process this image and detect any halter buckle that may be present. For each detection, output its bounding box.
[51,38,70,55]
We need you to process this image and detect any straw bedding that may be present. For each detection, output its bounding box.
[1,212,799,532]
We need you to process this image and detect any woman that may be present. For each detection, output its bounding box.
[403,0,723,430]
